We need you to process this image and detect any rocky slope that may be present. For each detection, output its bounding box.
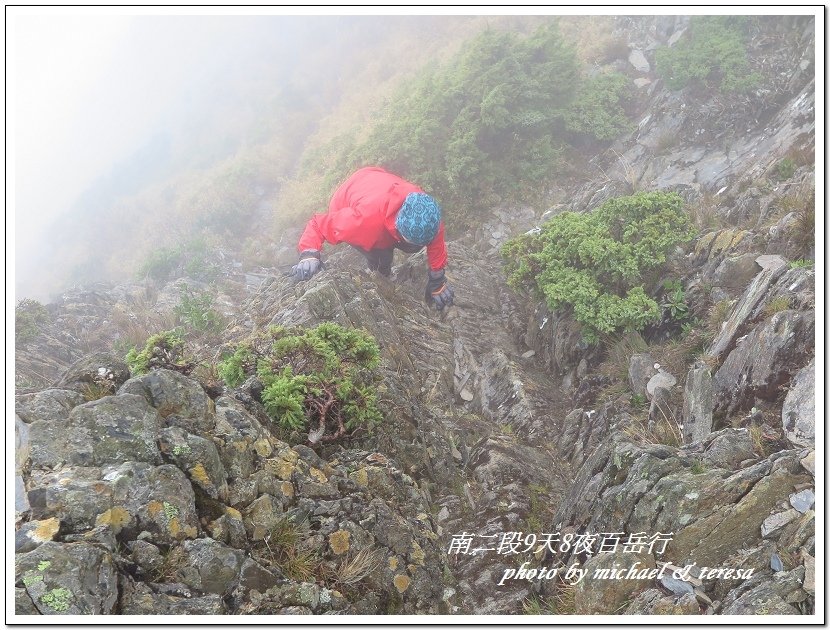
[15,15,815,617]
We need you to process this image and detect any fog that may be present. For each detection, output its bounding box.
[11,11,351,300]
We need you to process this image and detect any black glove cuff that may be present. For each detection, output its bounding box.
[428,268,445,280]
[299,250,320,261]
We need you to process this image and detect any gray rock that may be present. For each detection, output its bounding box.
[16,475,29,515]
[720,567,804,614]
[15,389,85,425]
[708,260,788,358]
[660,575,695,596]
[770,553,784,572]
[699,429,756,470]
[130,540,165,576]
[755,255,788,271]
[15,415,30,473]
[646,371,676,400]
[119,580,228,614]
[800,451,815,476]
[119,369,215,436]
[761,509,800,538]
[28,394,162,470]
[711,254,762,291]
[789,489,815,513]
[628,49,651,72]
[682,365,713,444]
[782,358,815,447]
[177,538,245,595]
[629,353,658,398]
[55,352,130,393]
[714,311,815,418]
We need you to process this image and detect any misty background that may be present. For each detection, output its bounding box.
[14,12,505,300]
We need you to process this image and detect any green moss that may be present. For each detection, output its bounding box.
[172,445,192,456]
[40,587,73,612]
[502,191,694,342]
[37,561,51,572]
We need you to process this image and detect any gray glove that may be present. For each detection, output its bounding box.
[292,250,321,281]
[425,268,454,310]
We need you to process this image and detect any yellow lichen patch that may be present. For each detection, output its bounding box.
[188,463,213,487]
[254,439,273,458]
[410,541,425,566]
[695,231,717,256]
[349,468,369,487]
[168,516,195,539]
[408,563,417,574]
[711,229,740,258]
[424,530,439,541]
[225,507,242,520]
[310,467,328,483]
[389,557,399,571]
[416,513,430,521]
[147,501,163,518]
[275,447,299,464]
[266,459,296,481]
[31,517,61,542]
[281,482,295,498]
[328,530,351,555]
[730,230,748,249]
[233,440,249,452]
[393,574,411,593]
[95,508,130,533]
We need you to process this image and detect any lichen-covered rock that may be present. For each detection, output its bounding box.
[15,518,61,553]
[682,365,713,444]
[15,389,85,425]
[15,541,118,615]
[720,567,807,614]
[175,538,245,595]
[119,580,228,614]
[119,369,215,436]
[159,427,229,502]
[28,394,162,470]
[574,551,656,614]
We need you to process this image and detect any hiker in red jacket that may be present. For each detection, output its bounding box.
[292,167,455,310]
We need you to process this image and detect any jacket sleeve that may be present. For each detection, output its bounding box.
[426,222,448,271]
[297,212,334,253]
[298,205,384,254]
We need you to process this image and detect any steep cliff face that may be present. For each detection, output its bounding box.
[15,15,815,617]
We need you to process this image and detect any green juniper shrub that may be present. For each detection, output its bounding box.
[125,330,189,376]
[502,191,694,343]
[16,298,50,344]
[655,16,761,93]
[308,23,632,230]
[218,323,382,442]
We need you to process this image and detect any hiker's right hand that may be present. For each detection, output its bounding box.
[292,250,321,281]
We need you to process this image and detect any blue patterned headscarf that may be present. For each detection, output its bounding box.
[395,193,441,246]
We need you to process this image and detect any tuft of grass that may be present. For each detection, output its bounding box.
[598,332,649,383]
[763,296,791,319]
[153,546,187,582]
[524,580,577,615]
[789,259,813,269]
[690,458,708,474]
[79,380,115,402]
[335,547,385,587]
[687,191,725,231]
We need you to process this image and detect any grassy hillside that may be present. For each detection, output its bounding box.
[33,16,626,296]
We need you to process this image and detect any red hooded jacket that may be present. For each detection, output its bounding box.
[297,167,448,271]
